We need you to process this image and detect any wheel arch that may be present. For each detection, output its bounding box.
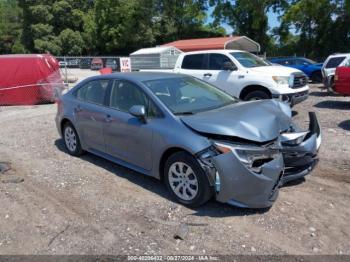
[60,118,74,134]
[239,85,272,100]
[158,147,193,181]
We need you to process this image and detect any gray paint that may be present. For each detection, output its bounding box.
[56,72,320,208]
[181,99,292,143]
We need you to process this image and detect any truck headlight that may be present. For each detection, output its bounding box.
[272,76,291,86]
[214,141,281,173]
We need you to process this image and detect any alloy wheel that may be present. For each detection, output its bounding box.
[168,162,199,201]
[64,126,77,152]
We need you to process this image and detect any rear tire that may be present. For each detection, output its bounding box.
[244,90,270,101]
[164,152,213,207]
[63,122,84,156]
[311,71,322,83]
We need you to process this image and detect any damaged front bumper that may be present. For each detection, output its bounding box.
[198,146,284,209]
[280,112,322,185]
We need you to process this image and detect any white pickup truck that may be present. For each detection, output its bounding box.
[147,50,309,104]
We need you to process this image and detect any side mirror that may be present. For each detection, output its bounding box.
[129,105,147,123]
[223,61,237,71]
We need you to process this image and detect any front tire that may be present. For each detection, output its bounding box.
[244,90,270,101]
[164,152,213,207]
[63,122,84,156]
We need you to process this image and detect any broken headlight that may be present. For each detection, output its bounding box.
[280,131,307,146]
[214,141,281,173]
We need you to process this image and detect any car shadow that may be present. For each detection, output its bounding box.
[280,177,305,188]
[54,139,267,217]
[339,120,350,131]
[314,100,350,110]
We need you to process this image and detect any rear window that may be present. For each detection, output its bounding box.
[325,57,346,69]
[182,54,205,69]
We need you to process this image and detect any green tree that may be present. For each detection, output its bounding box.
[92,0,158,54]
[280,0,339,58]
[0,0,23,54]
[155,0,225,43]
[210,0,286,52]
[57,29,84,55]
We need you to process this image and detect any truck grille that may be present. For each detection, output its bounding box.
[292,74,308,88]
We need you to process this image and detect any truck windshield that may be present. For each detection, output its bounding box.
[144,77,237,115]
[230,52,270,68]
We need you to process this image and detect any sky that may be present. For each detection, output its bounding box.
[207,7,280,35]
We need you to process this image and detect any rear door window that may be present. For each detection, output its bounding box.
[208,53,234,70]
[76,80,109,105]
[325,57,346,69]
[181,54,206,69]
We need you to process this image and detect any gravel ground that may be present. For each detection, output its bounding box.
[0,84,349,255]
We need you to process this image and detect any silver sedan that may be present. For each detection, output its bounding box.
[56,72,320,208]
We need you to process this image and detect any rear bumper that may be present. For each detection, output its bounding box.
[212,153,284,209]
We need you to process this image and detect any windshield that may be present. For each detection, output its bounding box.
[230,52,270,68]
[143,77,237,115]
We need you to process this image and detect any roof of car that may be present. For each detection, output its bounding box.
[327,53,350,58]
[86,72,186,82]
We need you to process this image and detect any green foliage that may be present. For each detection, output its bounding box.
[0,0,349,58]
[210,0,287,52]
[57,29,84,55]
[0,0,22,54]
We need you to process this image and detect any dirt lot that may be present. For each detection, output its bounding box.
[0,84,349,255]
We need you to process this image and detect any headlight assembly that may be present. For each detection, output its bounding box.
[280,131,308,146]
[272,76,291,86]
[214,141,281,173]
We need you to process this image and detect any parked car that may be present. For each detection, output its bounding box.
[106,58,120,71]
[269,57,323,83]
[66,58,79,68]
[56,72,321,208]
[334,62,350,96]
[91,58,104,70]
[143,50,309,105]
[322,53,350,91]
[79,58,91,69]
[59,61,68,68]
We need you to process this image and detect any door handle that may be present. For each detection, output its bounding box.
[203,73,212,77]
[105,114,112,123]
[74,105,82,112]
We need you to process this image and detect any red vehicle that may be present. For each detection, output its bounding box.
[0,54,64,105]
[334,65,350,96]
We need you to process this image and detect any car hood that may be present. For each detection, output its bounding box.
[248,65,301,76]
[181,100,292,143]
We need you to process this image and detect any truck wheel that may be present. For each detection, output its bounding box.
[311,71,322,83]
[244,90,270,101]
[164,151,213,207]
